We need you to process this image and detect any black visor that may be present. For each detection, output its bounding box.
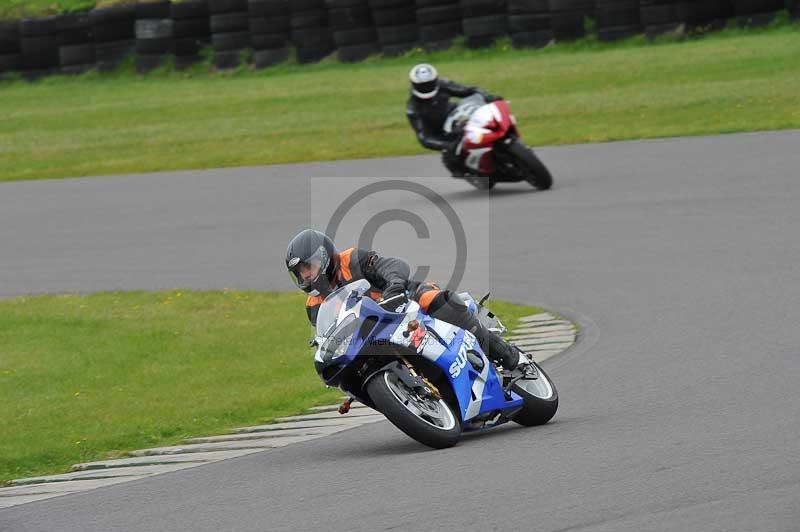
[412,79,439,99]
[288,246,330,293]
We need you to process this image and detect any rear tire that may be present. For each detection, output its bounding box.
[367,369,461,449]
[512,359,559,426]
[507,140,553,190]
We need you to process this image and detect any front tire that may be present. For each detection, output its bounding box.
[512,360,559,426]
[367,369,462,449]
[507,141,553,190]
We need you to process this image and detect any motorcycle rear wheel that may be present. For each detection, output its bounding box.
[511,359,559,426]
[367,369,462,449]
[507,141,553,190]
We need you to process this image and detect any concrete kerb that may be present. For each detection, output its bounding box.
[1,311,576,509]
[512,312,578,363]
[231,417,377,433]
[71,449,267,471]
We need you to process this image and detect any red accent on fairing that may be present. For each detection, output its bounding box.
[460,100,516,175]
[478,151,496,175]
[409,325,427,351]
[462,100,513,150]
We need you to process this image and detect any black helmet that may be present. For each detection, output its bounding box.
[286,229,338,296]
[409,63,439,100]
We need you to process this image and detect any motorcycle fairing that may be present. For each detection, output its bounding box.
[443,328,523,421]
[384,301,522,421]
[315,289,523,421]
[457,100,517,175]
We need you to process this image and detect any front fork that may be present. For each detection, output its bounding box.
[362,359,440,401]
[399,355,442,400]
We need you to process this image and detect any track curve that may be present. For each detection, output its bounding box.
[1,130,799,531]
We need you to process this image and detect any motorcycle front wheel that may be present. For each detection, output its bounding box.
[507,141,553,190]
[367,369,462,449]
[511,359,559,426]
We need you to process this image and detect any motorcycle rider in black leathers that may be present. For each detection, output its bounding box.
[286,229,531,371]
[405,63,500,177]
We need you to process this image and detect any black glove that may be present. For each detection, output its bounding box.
[379,287,409,312]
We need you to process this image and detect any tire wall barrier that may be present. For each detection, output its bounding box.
[135,1,173,72]
[291,0,334,64]
[371,0,418,57]
[250,0,290,68]
[91,5,135,72]
[210,0,250,69]
[172,0,211,70]
[0,0,797,77]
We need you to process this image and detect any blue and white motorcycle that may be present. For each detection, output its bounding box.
[312,279,558,449]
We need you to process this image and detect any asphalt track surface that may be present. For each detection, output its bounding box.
[2,130,799,531]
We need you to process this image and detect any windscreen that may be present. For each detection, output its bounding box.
[315,279,371,337]
[444,93,487,134]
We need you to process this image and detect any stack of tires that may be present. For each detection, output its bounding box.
[90,5,135,72]
[370,0,419,56]
[731,0,786,27]
[57,12,95,74]
[135,1,173,73]
[210,0,251,69]
[290,0,335,64]
[416,0,462,51]
[19,16,60,79]
[549,0,594,40]
[460,0,508,48]
[172,0,211,70]
[507,0,553,49]
[0,21,21,76]
[594,0,640,41]
[249,0,291,68]
[639,0,683,37]
[329,0,379,62]
[681,0,732,31]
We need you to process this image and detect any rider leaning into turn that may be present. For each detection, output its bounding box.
[405,63,501,177]
[285,228,531,372]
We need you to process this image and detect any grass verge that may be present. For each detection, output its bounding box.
[0,0,95,19]
[1,17,799,182]
[0,0,145,19]
[0,290,543,485]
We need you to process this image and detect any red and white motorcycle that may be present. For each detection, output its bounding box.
[444,94,553,191]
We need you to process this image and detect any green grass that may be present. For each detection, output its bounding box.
[1,19,799,182]
[0,0,216,19]
[0,0,131,19]
[0,290,543,485]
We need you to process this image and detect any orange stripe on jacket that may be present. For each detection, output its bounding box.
[306,294,324,308]
[338,248,354,281]
[418,289,441,312]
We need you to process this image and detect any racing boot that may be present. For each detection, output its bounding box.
[467,318,527,371]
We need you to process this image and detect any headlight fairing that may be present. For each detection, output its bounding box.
[320,314,359,363]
